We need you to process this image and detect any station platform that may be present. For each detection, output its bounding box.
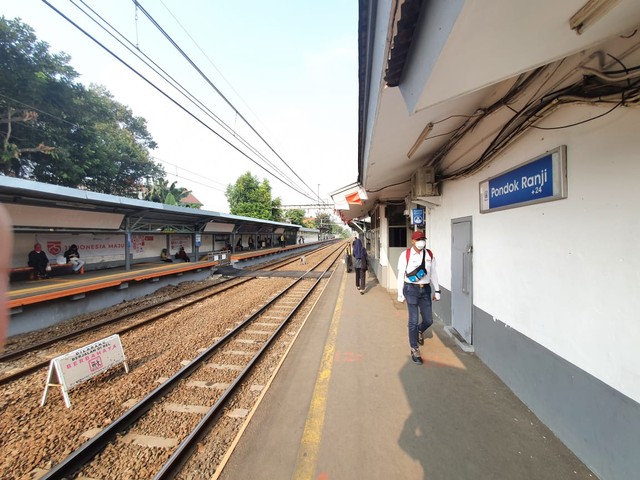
[218,262,596,479]
[8,260,218,310]
[6,260,222,337]
[8,242,317,310]
[6,243,324,337]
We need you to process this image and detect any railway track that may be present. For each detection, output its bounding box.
[0,242,339,385]
[37,241,344,479]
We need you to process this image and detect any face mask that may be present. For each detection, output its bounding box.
[415,240,426,250]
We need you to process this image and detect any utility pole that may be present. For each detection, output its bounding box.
[317,184,320,239]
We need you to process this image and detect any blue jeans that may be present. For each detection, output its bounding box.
[403,283,433,349]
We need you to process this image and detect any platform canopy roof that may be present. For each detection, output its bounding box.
[334,0,640,223]
[0,177,299,235]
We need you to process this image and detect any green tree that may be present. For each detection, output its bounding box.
[67,85,163,197]
[0,16,169,198]
[286,208,306,226]
[270,196,284,222]
[226,171,283,221]
[0,16,77,176]
[315,212,335,235]
[143,178,192,206]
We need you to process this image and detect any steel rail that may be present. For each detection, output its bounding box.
[1,245,322,362]
[39,243,345,480]
[0,244,335,385]
[155,248,344,479]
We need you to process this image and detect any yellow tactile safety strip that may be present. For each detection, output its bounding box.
[293,272,345,480]
[8,261,217,308]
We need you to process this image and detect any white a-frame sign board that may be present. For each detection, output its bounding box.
[41,334,129,408]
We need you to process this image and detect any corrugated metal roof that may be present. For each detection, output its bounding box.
[0,176,297,234]
[384,0,424,87]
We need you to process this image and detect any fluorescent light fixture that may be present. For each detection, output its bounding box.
[569,0,622,34]
[407,123,434,159]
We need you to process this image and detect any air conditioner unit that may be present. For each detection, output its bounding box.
[411,166,438,197]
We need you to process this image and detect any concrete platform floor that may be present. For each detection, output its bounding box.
[218,263,596,480]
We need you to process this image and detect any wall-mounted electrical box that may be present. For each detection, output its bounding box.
[411,166,438,197]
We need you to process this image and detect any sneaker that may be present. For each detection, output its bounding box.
[359,289,364,295]
[411,348,423,365]
[418,330,424,345]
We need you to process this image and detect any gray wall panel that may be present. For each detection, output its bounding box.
[432,287,451,325]
[473,306,640,480]
[9,269,215,336]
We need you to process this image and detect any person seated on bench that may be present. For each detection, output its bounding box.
[248,236,255,249]
[63,244,85,273]
[161,248,173,262]
[235,238,243,251]
[175,246,190,262]
[28,243,50,279]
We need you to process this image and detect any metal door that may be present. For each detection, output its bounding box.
[451,217,473,344]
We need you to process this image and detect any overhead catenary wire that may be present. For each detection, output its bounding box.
[131,0,322,204]
[41,0,318,202]
[70,0,302,194]
[151,155,228,190]
[155,0,325,203]
[156,0,265,135]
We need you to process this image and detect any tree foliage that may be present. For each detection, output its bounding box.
[314,212,335,234]
[285,208,306,226]
[226,171,283,221]
[0,16,167,198]
[142,178,192,206]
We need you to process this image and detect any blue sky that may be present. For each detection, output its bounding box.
[1,0,358,213]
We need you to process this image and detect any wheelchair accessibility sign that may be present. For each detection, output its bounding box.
[412,208,424,226]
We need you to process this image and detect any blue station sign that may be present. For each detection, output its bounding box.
[479,146,567,213]
[412,208,424,226]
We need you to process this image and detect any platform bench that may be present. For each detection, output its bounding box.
[10,263,84,281]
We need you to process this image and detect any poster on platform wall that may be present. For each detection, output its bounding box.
[170,235,192,253]
[130,234,148,254]
[35,234,154,260]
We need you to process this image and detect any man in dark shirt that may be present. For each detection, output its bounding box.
[28,243,50,279]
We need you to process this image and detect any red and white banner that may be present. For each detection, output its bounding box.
[170,235,192,252]
[35,234,153,258]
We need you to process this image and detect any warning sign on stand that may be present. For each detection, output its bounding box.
[41,334,129,408]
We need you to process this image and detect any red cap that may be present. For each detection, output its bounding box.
[411,231,426,241]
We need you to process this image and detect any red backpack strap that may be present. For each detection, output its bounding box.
[407,248,433,261]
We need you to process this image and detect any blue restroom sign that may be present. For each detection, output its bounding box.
[479,146,567,213]
[412,208,424,225]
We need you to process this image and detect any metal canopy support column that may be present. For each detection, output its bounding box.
[194,228,200,261]
[124,217,131,270]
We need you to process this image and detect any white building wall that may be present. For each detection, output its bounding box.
[430,104,640,403]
